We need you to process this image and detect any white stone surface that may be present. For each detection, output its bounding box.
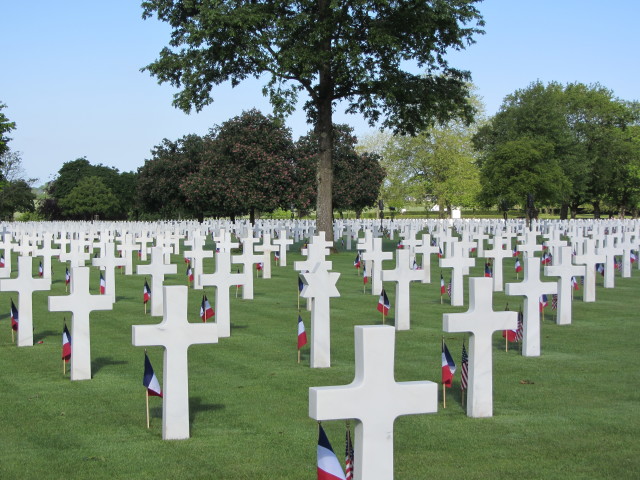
[505,257,558,357]
[132,285,218,440]
[310,325,437,480]
[0,255,51,346]
[443,277,516,417]
[48,266,113,379]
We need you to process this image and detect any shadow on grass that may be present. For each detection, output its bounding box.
[189,396,225,426]
[34,329,59,342]
[92,356,128,376]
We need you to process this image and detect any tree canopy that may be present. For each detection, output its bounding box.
[474,81,640,218]
[141,0,485,236]
[296,124,386,217]
[0,102,16,158]
[57,176,121,220]
[182,109,300,221]
[42,158,137,220]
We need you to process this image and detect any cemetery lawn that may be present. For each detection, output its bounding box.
[0,236,638,479]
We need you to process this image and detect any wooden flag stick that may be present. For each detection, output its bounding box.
[297,348,301,364]
[443,382,446,409]
[146,392,150,429]
[441,336,446,409]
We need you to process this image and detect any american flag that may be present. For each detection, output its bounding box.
[460,343,469,391]
[551,294,558,310]
[516,309,524,342]
[345,424,354,480]
[447,280,452,298]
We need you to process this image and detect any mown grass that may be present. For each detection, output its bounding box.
[0,233,638,479]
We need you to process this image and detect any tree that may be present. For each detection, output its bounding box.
[474,81,640,219]
[478,137,569,218]
[296,124,386,218]
[182,110,299,221]
[0,102,16,158]
[0,180,36,220]
[43,158,137,220]
[0,150,37,219]
[378,122,480,218]
[137,134,208,219]
[474,81,577,220]
[58,176,121,220]
[141,0,484,236]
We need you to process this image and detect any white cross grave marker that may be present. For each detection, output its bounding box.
[596,235,622,289]
[0,255,51,346]
[272,229,293,266]
[361,237,393,296]
[137,246,177,316]
[439,242,475,306]
[92,242,126,303]
[381,249,423,331]
[232,234,261,300]
[505,257,558,357]
[300,263,340,368]
[572,238,605,303]
[413,233,439,284]
[544,246,585,325]
[132,285,218,440]
[309,325,437,480]
[200,249,245,338]
[48,266,113,379]
[254,233,276,279]
[483,234,512,292]
[443,277,517,417]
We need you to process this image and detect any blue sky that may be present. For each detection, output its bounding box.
[1,1,638,185]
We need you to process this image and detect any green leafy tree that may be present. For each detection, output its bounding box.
[564,83,640,217]
[58,176,121,220]
[182,110,299,221]
[475,81,640,219]
[44,158,136,219]
[478,137,569,217]
[474,81,575,219]
[296,124,386,218]
[137,134,208,219]
[0,102,16,158]
[380,123,480,218]
[141,0,484,236]
[0,150,37,219]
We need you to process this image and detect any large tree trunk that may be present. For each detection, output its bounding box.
[315,3,334,242]
[560,203,568,220]
[593,201,601,219]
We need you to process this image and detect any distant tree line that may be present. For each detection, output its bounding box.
[37,110,384,221]
[360,81,640,220]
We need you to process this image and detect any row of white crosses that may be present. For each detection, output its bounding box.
[309,220,640,478]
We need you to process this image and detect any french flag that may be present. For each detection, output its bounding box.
[539,294,548,312]
[143,353,163,398]
[10,299,18,331]
[317,424,346,480]
[99,273,106,294]
[62,323,71,362]
[377,289,390,315]
[200,295,214,322]
[143,280,151,304]
[515,258,522,273]
[441,342,456,387]
[297,315,307,349]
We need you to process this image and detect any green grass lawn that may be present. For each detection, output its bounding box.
[0,234,638,479]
